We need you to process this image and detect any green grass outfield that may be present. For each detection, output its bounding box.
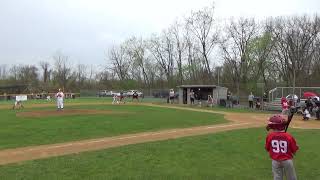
[0,103,226,149]
[0,128,319,180]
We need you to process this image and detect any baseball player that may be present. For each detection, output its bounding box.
[55,88,64,110]
[112,93,119,104]
[12,100,24,110]
[132,91,139,102]
[281,97,289,115]
[265,114,299,180]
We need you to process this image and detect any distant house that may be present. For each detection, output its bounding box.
[177,85,228,105]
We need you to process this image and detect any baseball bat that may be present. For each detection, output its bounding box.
[285,107,296,132]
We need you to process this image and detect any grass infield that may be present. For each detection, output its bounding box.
[0,104,226,149]
[0,128,319,179]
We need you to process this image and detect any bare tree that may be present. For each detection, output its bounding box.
[39,61,51,83]
[220,18,257,95]
[184,28,200,82]
[169,21,186,84]
[271,16,320,88]
[52,52,72,89]
[186,5,218,80]
[148,32,175,86]
[124,37,151,89]
[108,45,130,81]
[76,63,87,88]
[88,64,95,85]
[18,65,39,84]
[9,65,20,81]
[0,65,8,80]
[247,22,276,89]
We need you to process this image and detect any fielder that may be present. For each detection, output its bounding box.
[12,95,27,110]
[132,91,139,102]
[55,89,64,110]
[265,114,299,180]
[12,100,24,110]
[112,94,119,104]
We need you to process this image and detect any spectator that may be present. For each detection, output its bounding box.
[263,92,268,102]
[169,89,175,104]
[207,95,213,107]
[248,92,254,108]
[313,97,320,120]
[196,90,202,106]
[227,91,233,108]
[255,98,261,110]
[189,90,195,105]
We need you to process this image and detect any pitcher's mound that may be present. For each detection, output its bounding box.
[17,109,130,118]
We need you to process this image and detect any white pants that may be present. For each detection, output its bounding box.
[112,96,119,104]
[57,98,64,109]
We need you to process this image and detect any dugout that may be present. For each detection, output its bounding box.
[177,85,228,105]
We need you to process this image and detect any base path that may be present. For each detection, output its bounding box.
[0,103,318,165]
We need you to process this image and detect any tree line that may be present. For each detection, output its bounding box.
[0,5,319,97]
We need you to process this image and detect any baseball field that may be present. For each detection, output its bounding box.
[0,98,319,179]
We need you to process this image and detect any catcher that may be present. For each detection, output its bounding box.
[265,114,299,180]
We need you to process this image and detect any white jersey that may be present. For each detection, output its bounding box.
[56,91,64,109]
[169,91,175,97]
[56,92,64,100]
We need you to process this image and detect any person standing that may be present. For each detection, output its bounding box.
[263,92,268,102]
[132,91,139,102]
[55,88,64,110]
[305,97,313,115]
[314,97,320,120]
[189,89,195,105]
[281,97,289,115]
[227,91,233,108]
[169,89,175,104]
[248,92,254,108]
[265,114,299,180]
[207,95,214,107]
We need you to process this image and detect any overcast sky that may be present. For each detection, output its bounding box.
[0,0,319,67]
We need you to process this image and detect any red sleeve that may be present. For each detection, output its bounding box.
[290,137,299,154]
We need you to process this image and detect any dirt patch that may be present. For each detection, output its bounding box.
[16,109,130,118]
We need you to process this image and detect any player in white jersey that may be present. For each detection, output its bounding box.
[55,89,64,110]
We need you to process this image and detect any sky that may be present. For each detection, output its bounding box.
[0,0,319,67]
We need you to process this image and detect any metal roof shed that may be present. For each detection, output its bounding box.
[177,85,228,105]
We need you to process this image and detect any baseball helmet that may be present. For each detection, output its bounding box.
[267,114,287,131]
